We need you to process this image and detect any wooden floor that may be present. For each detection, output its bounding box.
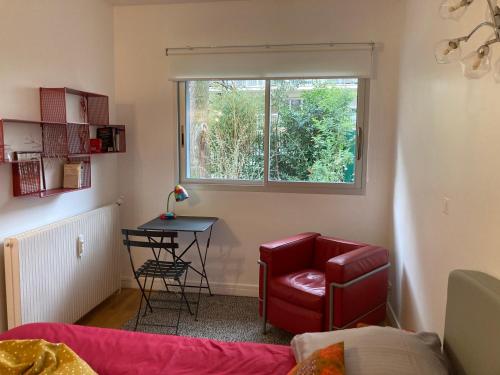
[76,288,141,329]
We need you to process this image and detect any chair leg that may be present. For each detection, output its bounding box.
[134,276,150,331]
[142,274,151,317]
[195,268,203,321]
[133,295,142,332]
[133,273,154,314]
[181,290,194,316]
[174,269,189,335]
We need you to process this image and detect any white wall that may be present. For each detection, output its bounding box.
[393,0,500,336]
[114,0,404,294]
[0,0,117,331]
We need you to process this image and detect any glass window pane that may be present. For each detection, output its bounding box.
[185,80,265,181]
[269,79,358,184]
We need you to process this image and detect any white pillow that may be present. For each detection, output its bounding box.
[291,326,449,375]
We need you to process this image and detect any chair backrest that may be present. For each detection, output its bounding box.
[122,229,180,274]
[313,236,366,271]
[122,229,178,251]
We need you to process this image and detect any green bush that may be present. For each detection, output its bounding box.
[188,80,356,183]
[270,81,356,183]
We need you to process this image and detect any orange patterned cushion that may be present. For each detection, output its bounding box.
[288,342,344,375]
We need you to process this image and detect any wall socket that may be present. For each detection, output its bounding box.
[442,197,450,215]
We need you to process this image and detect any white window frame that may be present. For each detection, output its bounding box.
[177,78,369,195]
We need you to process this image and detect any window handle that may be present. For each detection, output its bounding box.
[357,127,363,160]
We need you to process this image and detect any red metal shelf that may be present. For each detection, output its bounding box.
[63,87,107,98]
[89,123,125,127]
[91,151,126,154]
[68,153,91,157]
[12,160,42,197]
[9,159,42,164]
[40,88,67,124]
[68,121,90,126]
[40,187,91,198]
[1,118,66,126]
[42,122,69,158]
[67,123,90,155]
[2,87,126,198]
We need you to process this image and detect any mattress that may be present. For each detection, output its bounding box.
[0,323,295,374]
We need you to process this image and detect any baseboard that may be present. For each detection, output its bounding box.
[121,277,259,297]
[386,302,401,329]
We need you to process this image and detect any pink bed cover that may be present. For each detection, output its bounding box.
[0,323,295,374]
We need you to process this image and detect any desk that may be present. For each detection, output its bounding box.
[138,216,218,300]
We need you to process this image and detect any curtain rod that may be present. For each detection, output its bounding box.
[165,42,375,56]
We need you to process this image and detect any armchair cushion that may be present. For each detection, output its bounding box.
[269,269,325,312]
[313,236,367,271]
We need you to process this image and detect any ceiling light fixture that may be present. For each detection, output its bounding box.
[435,0,500,80]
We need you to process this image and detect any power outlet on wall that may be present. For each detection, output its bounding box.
[442,197,450,215]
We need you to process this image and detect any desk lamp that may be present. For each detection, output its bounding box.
[161,184,189,220]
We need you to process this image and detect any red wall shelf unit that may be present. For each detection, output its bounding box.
[0,87,126,198]
[12,160,42,197]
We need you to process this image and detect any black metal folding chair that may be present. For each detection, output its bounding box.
[122,229,191,334]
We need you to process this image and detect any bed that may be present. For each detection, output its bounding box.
[0,322,295,374]
[0,269,498,375]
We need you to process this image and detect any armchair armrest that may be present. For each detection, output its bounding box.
[259,232,319,276]
[325,246,390,330]
[258,232,319,332]
[325,246,389,285]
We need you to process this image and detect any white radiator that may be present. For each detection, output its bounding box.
[4,204,121,329]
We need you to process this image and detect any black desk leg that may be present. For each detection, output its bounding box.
[195,228,213,296]
[193,226,214,320]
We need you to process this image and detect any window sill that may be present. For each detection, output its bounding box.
[180,180,365,196]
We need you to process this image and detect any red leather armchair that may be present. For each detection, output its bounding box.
[258,233,389,334]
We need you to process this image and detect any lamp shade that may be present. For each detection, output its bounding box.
[174,185,189,202]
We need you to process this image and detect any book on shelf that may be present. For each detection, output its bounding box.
[96,127,114,152]
[96,127,121,152]
[90,138,102,153]
[13,152,45,191]
[114,129,121,152]
[63,162,83,189]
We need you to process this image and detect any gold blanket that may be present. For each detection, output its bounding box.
[0,339,96,374]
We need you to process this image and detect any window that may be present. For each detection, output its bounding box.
[183,80,265,182]
[269,79,358,184]
[178,78,368,193]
